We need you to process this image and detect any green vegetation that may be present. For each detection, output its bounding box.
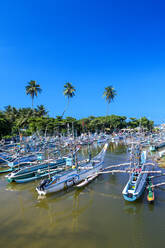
[0,82,154,139]
[26,80,42,108]
[62,82,76,117]
[0,106,154,139]
[103,86,117,115]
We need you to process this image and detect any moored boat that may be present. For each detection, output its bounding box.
[6,158,66,183]
[36,143,109,195]
[122,147,150,202]
[147,176,154,203]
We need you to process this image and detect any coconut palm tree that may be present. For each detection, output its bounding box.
[62,82,76,117]
[35,105,48,117]
[25,80,42,108]
[4,105,18,122]
[103,86,117,116]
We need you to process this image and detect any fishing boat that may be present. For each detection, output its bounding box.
[0,152,38,166]
[147,176,154,203]
[155,141,165,150]
[97,135,108,144]
[122,147,150,202]
[6,146,80,183]
[6,158,66,183]
[0,152,44,175]
[12,166,66,183]
[0,154,39,175]
[36,143,109,196]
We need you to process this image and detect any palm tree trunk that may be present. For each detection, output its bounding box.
[107,103,110,116]
[32,97,34,109]
[62,97,70,117]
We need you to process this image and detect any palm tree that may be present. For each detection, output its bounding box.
[35,105,48,117]
[62,82,76,117]
[103,86,117,116]
[4,105,18,122]
[25,80,42,108]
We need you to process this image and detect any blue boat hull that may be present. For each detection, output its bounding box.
[123,181,146,202]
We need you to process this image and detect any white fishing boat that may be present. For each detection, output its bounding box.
[36,143,109,195]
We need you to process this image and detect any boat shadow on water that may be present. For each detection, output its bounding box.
[123,191,155,215]
[36,180,97,203]
[35,187,95,231]
[123,198,144,215]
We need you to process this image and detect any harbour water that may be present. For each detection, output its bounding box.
[0,143,165,248]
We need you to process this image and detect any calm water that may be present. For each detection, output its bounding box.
[0,143,165,248]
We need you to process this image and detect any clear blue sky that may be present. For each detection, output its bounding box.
[0,0,165,123]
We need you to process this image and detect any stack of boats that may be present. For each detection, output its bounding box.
[0,137,80,183]
[0,135,110,198]
[0,133,160,203]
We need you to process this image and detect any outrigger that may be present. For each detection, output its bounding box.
[6,147,80,183]
[36,143,109,195]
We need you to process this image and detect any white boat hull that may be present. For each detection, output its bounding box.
[36,143,108,196]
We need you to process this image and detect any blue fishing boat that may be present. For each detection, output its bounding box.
[6,158,66,182]
[12,166,66,183]
[0,153,42,174]
[0,152,38,166]
[122,148,150,202]
[6,146,80,183]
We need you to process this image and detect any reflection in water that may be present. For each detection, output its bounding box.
[18,195,26,221]
[6,182,30,192]
[108,142,127,154]
[147,202,155,212]
[1,142,165,248]
[35,187,94,232]
[123,200,143,216]
[71,189,94,232]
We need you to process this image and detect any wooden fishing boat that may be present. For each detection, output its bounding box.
[36,143,109,196]
[13,167,66,183]
[122,147,150,202]
[147,187,155,203]
[0,167,13,174]
[6,158,66,182]
[147,176,155,203]
[0,152,38,167]
[155,141,165,150]
[6,146,80,183]
[0,153,40,175]
[122,165,149,202]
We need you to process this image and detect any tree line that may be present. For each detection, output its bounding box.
[0,106,154,139]
[0,80,154,139]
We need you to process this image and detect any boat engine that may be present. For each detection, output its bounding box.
[39,179,49,190]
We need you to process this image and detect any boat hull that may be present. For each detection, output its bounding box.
[123,181,146,202]
[36,142,108,196]
[36,164,102,195]
[6,159,65,182]
[76,174,98,188]
[122,164,149,202]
